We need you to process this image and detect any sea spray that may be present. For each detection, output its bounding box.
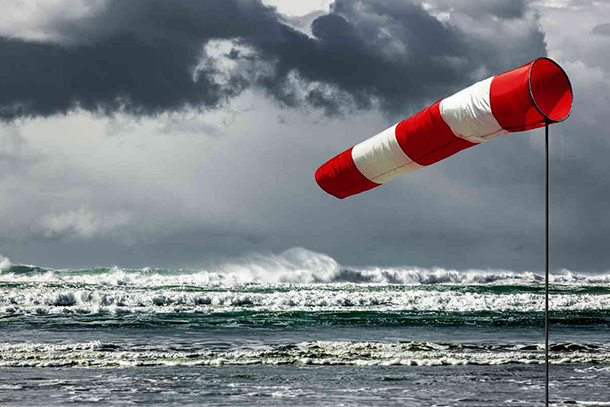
[2,248,610,287]
[0,255,11,272]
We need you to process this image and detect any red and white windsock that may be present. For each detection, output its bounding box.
[315,57,573,199]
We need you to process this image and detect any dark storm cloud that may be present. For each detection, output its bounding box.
[249,2,468,115]
[0,34,241,119]
[0,0,278,119]
[0,0,546,120]
[229,0,547,115]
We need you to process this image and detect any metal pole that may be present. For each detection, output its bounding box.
[545,119,550,407]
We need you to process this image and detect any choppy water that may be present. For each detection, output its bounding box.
[1,249,609,406]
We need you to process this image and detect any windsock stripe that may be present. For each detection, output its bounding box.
[315,147,380,199]
[489,62,538,132]
[352,124,422,185]
[396,101,477,167]
[440,77,507,143]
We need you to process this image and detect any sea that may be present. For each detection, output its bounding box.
[1,248,609,406]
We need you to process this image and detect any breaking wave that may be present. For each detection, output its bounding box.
[2,286,610,317]
[1,248,609,287]
[1,340,608,368]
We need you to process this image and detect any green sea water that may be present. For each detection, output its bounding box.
[1,250,609,405]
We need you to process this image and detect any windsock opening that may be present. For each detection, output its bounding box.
[529,58,573,122]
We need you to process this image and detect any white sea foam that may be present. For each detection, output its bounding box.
[0,340,608,369]
[1,284,609,315]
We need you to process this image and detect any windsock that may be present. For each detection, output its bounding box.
[315,57,573,199]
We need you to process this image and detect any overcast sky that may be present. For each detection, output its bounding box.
[0,0,609,272]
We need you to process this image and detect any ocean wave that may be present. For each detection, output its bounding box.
[0,340,608,368]
[1,248,610,287]
[2,286,610,315]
